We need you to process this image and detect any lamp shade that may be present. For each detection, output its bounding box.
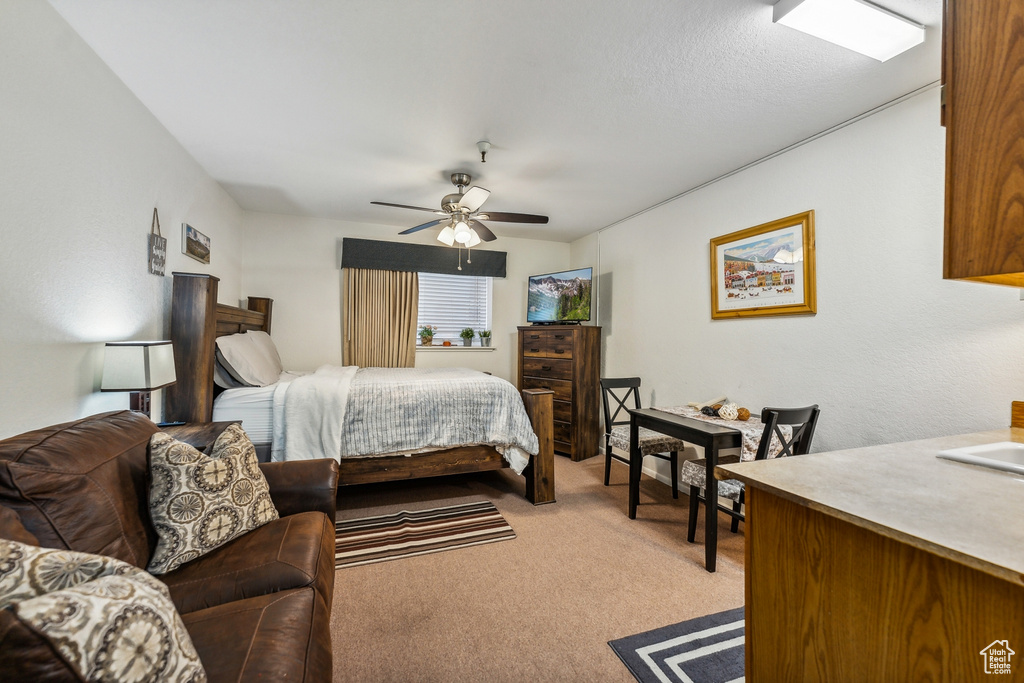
[101,341,177,391]
[436,225,456,246]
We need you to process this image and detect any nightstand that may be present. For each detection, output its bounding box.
[160,421,241,452]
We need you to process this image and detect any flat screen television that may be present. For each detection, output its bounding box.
[527,267,593,324]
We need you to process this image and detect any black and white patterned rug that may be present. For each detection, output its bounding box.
[608,607,745,683]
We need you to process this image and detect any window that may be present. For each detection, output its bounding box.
[417,272,491,341]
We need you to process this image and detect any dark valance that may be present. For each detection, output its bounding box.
[340,238,507,278]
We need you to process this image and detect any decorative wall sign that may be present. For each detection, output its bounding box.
[182,223,210,264]
[148,208,166,276]
[710,210,816,319]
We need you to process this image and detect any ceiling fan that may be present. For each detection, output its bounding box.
[372,173,549,247]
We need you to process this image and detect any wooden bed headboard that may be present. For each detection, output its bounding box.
[164,272,273,423]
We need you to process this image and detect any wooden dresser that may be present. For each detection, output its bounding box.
[517,325,600,461]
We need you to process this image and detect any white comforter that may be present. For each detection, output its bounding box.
[270,366,538,474]
[271,364,357,465]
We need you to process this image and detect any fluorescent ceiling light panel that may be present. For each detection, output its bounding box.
[773,0,925,62]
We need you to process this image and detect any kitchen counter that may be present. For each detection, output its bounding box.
[718,429,1024,682]
[717,428,1024,587]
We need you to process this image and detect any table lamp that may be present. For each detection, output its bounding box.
[101,340,177,418]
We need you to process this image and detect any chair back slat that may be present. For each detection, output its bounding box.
[754,405,820,461]
[600,377,642,433]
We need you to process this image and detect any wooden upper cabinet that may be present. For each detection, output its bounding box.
[943,0,1024,286]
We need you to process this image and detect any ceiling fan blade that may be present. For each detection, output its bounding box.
[371,201,441,214]
[469,220,497,242]
[458,186,490,212]
[399,218,446,235]
[476,211,548,224]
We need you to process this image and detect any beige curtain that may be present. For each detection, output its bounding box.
[343,268,418,368]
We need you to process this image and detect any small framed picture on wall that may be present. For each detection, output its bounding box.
[710,210,816,319]
[182,223,211,264]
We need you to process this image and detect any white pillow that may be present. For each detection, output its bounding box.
[215,332,280,387]
[247,330,284,376]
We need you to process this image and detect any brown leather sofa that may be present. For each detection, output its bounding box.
[0,410,338,682]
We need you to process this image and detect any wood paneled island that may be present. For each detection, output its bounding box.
[718,429,1024,682]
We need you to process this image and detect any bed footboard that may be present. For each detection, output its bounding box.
[521,388,555,505]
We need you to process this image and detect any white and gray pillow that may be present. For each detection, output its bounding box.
[214,331,283,387]
[214,349,248,388]
[0,539,206,682]
[147,425,279,575]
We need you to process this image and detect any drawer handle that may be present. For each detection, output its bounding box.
[531,348,540,353]
[541,365,552,371]
[555,349,565,354]
[530,334,540,339]
[554,334,565,339]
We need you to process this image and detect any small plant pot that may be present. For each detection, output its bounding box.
[480,337,491,347]
[462,339,472,347]
[421,337,432,346]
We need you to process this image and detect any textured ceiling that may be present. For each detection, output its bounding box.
[48,0,941,243]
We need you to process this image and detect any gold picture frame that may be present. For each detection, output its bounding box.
[710,210,816,319]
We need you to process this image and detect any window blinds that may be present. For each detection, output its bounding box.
[417,272,491,340]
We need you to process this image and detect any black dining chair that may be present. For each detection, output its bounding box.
[680,405,820,552]
[601,377,688,498]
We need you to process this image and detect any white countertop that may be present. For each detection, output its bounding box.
[718,428,1024,587]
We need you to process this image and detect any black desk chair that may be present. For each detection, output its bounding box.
[601,377,687,498]
[681,405,820,547]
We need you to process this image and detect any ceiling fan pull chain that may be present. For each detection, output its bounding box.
[467,244,472,264]
[458,247,462,271]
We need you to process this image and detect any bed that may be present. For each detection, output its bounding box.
[164,272,555,504]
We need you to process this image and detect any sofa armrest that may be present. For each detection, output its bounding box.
[259,459,339,522]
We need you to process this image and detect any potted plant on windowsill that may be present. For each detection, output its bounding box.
[419,325,438,346]
[459,327,475,347]
[478,330,492,347]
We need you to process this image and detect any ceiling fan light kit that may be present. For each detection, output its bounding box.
[773,0,924,62]
[371,171,549,264]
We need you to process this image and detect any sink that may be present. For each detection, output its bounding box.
[937,441,1024,475]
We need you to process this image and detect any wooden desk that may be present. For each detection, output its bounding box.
[628,408,741,572]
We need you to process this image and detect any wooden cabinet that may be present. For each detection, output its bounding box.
[942,0,1024,286]
[744,488,1024,681]
[517,325,600,461]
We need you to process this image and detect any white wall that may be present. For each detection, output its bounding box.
[0,0,244,437]
[572,88,1024,469]
[241,212,569,383]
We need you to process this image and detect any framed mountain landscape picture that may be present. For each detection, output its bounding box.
[710,210,816,319]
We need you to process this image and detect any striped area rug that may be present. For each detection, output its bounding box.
[609,607,745,683]
[335,500,516,568]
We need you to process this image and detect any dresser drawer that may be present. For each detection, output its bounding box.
[521,376,572,402]
[553,399,572,423]
[521,331,573,358]
[553,420,571,444]
[521,357,573,380]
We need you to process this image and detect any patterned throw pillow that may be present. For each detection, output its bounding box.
[148,425,279,575]
[0,539,206,682]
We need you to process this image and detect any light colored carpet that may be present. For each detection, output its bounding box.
[330,455,746,682]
